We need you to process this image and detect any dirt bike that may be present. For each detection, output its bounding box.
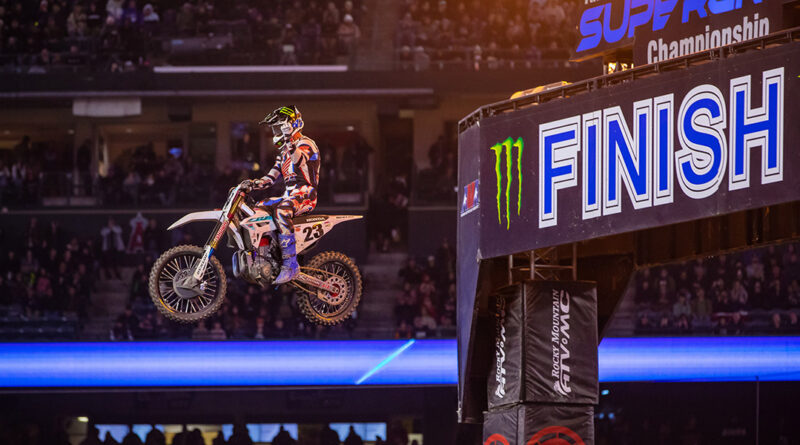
[148,180,363,326]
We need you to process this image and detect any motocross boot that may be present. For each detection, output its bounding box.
[274,234,300,284]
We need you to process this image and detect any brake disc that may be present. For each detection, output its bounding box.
[316,275,348,305]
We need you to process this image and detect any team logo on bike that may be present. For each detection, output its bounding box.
[489,137,524,229]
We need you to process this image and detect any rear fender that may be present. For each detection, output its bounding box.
[294,215,363,254]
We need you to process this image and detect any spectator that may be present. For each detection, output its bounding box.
[176,3,195,35]
[321,1,340,57]
[746,255,765,281]
[117,305,139,334]
[142,4,159,23]
[395,319,413,339]
[228,423,253,445]
[413,306,437,338]
[100,217,124,279]
[192,321,211,340]
[122,426,144,445]
[253,316,267,339]
[788,280,800,308]
[110,320,133,340]
[399,258,421,284]
[106,0,124,20]
[787,311,799,333]
[209,321,227,340]
[211,431,227,445]
[81,425,104,445]
[672,293,691,318]
[272,426,295,445]
[729,312,745,335]
[692,288,712,320]
[770,312,782,333]
[337,14,360,54]
[87,2,104,31]
[750,280,766,309]
[675,313,691,333]
[658,314,672,332]
[766,277,784,308]
[319,424,340,445]
[67,4,88,36]
[344,426,363,445]
[144,425,166,445]
[730,280,749,309]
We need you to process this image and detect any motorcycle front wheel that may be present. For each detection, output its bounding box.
[297,251,363,326]
[148,244,227,323]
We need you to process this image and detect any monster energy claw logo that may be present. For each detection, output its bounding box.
[489,137,524,229]
[278,106,297,118]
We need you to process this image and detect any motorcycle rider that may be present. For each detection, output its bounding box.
[251,105,320,284]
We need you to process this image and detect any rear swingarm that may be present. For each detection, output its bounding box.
[294,272,339,294]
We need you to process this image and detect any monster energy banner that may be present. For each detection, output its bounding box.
[476,42,800,259]
[487,281,598,409]
[483,403,595,445]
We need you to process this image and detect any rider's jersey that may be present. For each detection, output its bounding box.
[262,136,320,196]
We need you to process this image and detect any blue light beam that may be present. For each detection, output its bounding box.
[355,339,416,385]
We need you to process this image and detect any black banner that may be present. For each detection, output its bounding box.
[475,43,799,259]
[573,0,784,63]
[488,288,523,410]
[488,281,599,409]
[483,403,595,445]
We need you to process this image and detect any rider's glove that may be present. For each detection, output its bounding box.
[238,179,255,192]
[253,178,272,189]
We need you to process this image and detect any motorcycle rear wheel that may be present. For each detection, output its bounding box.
[148,244,227,323]
[297,251,362,326]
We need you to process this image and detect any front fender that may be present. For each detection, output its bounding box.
[167,210,224,230]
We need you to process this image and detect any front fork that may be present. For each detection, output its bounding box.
[192,191,244,281]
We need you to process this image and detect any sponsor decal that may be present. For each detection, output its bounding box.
[575,0,781,64]
[484,434,511,445]
[304,216,328,222]
[461,179,480,216]
[527,426,585,445]
[489,137,524,229]
[494,297,508,399]
[551,289,572,397]
[644,14,771,63]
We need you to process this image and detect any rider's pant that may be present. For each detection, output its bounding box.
[259,185,318,236]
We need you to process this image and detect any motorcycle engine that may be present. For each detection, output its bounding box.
[233,249,278,286]
[249,246,279,285]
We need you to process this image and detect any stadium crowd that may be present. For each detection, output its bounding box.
[0,217,95,339]
[395,0,578,69]
[393,238,456,339]
[0,0,364,72]
[0,420,410,445]
[413,134,457,205]
[0,135,368,209]
[632,241,800,336]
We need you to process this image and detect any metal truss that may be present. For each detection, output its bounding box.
[507,243,577,285]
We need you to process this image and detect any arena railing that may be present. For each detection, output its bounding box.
[459,26,800,132]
